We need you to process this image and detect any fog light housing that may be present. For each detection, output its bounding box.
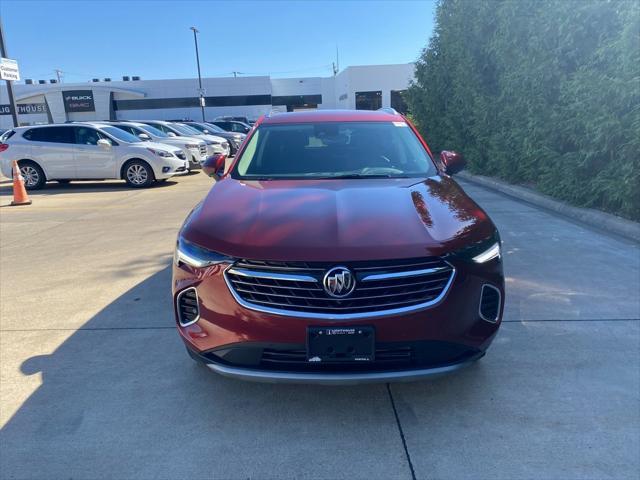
[479,284,501,323]
[176,287,200,326]
[162,166,171,173]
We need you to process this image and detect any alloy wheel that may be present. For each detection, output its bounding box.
[20,166,39,187]
[126,164,148,185]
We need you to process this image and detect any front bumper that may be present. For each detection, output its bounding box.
[185,339,485,384]
[173,256,504,383]
[203,353,483,384]
[207,144,229,156]
[155,160,189,179]
[188,148,205,168]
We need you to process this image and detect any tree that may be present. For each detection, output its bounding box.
[407,0,640,220]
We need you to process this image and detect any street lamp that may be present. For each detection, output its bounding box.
[190,26,205,122]
[0,18,19,127]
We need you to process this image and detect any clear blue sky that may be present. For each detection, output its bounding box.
[1,0,435,82]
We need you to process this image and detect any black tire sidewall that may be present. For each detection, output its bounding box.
[123,160,155,188]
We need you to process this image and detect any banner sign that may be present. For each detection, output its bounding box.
[62,90,95,112]
[0,58,20,81]
[0,103,48,115]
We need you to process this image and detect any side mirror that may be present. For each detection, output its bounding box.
[138,133,151,141]
[202,154,226,180]
[97,138,112,149]
[167,131,177,137]
[439,151,466,175]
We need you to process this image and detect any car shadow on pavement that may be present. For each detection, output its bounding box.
[0,179,180,198]
[1,263,460,479]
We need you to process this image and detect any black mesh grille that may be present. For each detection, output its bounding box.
[176,151,187,160]
[226,257,454,316]
[261,345,413,370]
[480,285,500,322]
[177,288,199,325]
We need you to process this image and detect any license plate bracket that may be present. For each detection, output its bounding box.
[307,326,374,363]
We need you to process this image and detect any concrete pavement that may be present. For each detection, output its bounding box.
[0,174,638,479]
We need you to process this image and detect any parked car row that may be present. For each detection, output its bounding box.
[0,119,249,189]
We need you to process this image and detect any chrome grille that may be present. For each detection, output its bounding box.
[199,145,207,156]
[225,257,455,318]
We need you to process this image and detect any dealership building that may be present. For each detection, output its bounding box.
[0,63,414,128]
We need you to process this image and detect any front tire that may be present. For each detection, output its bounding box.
[19,161,46,190]
[123,160,155,188]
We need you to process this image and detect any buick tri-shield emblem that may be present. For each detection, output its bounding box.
[323,266,356,298]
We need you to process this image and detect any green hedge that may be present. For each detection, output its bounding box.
[407,0,640,220]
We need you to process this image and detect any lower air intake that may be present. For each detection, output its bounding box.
[177,287,199,326]
[479,284,501,323]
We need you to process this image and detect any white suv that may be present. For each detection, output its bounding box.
[109,121,207,169]
[0,123,188,189]
[138,121,229,158]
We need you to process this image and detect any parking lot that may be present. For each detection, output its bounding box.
[0,173,638,479]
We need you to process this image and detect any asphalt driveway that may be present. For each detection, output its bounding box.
[1,174,638,479]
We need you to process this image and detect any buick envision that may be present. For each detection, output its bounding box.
[173,109,504,383]
[181,121,245,156]
[209,120,251,134]
[136,120,229,158]
[108,121,207,169]
[0,123,187,189]
[173,123,232,157]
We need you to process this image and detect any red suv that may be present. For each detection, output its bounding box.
[172,109,503,384]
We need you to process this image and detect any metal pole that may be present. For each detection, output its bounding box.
[0,18,19,127]
[190,27,205,122]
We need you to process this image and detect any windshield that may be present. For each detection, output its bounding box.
[203,123,225,134]
[174,124,202,136]
[186,123,208,133]
[232,122,436,179]
[102,126,141,143]
[139,124,168,138]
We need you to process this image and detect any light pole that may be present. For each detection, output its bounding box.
[0,17,19,127]
[190,26,205,122]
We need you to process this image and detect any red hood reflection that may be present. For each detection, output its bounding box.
[182,175,495,261]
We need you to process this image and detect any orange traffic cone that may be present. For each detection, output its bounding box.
[10,160,32,206]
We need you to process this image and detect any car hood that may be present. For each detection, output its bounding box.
[134,141,181,153]
[172,136,205,145]
[197,134,227,144]
[183,176,496,262]
[162,135,204,145]
[213,132,243,140]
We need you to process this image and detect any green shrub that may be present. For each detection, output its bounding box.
[407,0,640,220]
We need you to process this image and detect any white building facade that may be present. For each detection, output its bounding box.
[0,63,414,128]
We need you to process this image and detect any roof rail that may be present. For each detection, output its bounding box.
[377,107,399,115]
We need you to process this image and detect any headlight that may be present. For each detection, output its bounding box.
[146,147,173,157]
[174,237,234,268]
[446,231,502,263]
[472,242,501,263]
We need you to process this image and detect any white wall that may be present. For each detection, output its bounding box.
[0,64,415,128]
[342,64,415,109]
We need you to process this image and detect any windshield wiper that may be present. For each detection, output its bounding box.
[329,173,407,179]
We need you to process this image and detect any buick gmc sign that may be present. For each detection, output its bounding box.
[63,90,95,112]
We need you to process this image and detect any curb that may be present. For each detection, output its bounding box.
[457,171,640,243]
